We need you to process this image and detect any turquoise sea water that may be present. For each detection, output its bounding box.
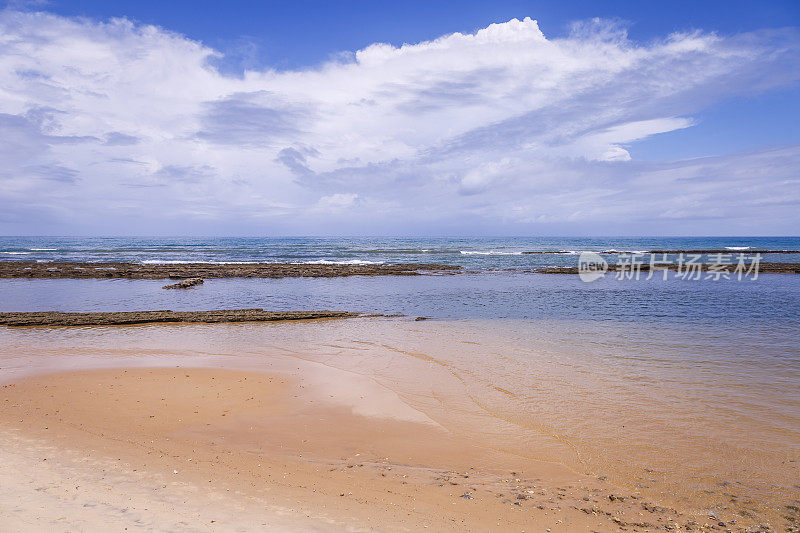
[1,236,799,325]
[1,236,799,269]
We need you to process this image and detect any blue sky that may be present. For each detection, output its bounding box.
[0,1,799,235]
[37,1,800,67]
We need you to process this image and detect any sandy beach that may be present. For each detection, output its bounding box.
[1,318,798,531]
[1,367,624,532]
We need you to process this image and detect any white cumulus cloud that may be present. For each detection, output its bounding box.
[0,10,798,234]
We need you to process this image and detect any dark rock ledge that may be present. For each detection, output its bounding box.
[0,261,460,279]
[518,262,800,274]
[0,309,358,327]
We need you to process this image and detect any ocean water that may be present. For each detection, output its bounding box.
[1,272,799,326]
[1,236,800,269]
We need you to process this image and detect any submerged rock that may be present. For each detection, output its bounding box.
[162,277,204,289]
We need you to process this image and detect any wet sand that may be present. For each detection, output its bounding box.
[0,320,797,531]
[0,367,647,532]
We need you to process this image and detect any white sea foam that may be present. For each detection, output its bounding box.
[141,260,260,265]
[141,260,195,264]
[725,246,751,250]
[524,250,595,254]
[29,248,57,251]
[460,251,523,255]
[601,249,649,254]
[142,259,386,265]
[301,259,385,265]
[2,251,30,255]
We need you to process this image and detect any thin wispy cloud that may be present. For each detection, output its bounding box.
[0,10,798,234]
